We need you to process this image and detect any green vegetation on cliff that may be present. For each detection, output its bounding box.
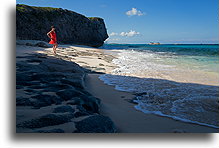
[17,4,60,12]
[17,4,102,23]
[88,17,103,21]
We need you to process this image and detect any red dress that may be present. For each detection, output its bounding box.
[49,31,57,44]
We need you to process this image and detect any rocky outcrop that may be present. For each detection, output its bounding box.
[75,115,116,133]
[16,4,108,47]
[16,47,116,133]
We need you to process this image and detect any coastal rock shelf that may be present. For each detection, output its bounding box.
[16,4,108,47]
[16,48,116,133]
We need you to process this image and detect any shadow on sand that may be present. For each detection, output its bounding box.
[10,6,217,145]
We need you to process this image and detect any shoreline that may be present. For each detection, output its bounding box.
[16,40,218,133]
[85,74,218,133]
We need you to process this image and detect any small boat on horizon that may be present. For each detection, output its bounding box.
[149,42,161,45]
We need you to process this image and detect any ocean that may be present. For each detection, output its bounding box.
[99,44,219,128]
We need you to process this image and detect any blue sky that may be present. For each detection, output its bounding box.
[16,0,218,44]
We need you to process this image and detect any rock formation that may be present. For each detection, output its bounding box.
[16,4,108,47]
[16,48,116,133]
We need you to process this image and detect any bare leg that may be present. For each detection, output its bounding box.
[54,43,58,54]
[53,44,57,54]
[52,45,55,54]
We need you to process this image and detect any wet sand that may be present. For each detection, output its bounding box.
[85,74,218,133]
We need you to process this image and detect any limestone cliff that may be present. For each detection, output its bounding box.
[16,4,108,47]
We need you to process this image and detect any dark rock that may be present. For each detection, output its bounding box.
[71,95,100,114]
[66,97,84,105]
[16,4,108,47]
[75,115,116,133]
[80,96,100,113]
[78,88,91,95]
[53,105,75,113]
[24,88,38,93]
[37,55,47,59]
[74,105,92,117]
[31,94,62,108]
[74,111,90,118]
[95,67,105,71]
[28,84,47,89]
[17,113,74,129]
[16,53,116,132]
[56,89,83,101]
[35,129,65,133]
[16,41,23,45]
[76,105,87,112]
[16,85,24,89]
[60,78,84,89]
[35,42,50,48]
[16,62,35,71]
[27,59,42,63]
[16,97,32,106]
[46,83,74,91]
[30,73,66,82]
[25,43,33,46]
[173,129,186,133]
[31,101,50,109]
[39,60,85,73]
[16,72,32,81]
[17,74,40,87]
[82,103,98,113]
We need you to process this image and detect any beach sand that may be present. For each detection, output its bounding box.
[85,74,218,133]
[16,41,218,133]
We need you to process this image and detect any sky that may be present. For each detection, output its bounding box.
[16,0,218,44]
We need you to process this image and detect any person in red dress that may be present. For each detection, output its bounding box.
[47,26,58,54]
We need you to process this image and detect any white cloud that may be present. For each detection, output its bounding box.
[126,8,145,16]
[109,32,118,36]
[110,38,120,41]
[120,30,140,37]
[109,30,140,38]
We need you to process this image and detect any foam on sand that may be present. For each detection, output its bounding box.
[99,74,219,128]
[98,46,219,129]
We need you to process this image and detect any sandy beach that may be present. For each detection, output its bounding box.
[16,40,218,133]
[85,74,218,133]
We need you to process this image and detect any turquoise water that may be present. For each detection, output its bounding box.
[100,44,219,128]
[102,44,219,73]
[103,44,218,55]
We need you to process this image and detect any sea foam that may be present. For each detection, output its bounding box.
[98,45,219,128]
[99,74,219,128]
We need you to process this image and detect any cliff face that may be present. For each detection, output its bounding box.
[16,4,108,47]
